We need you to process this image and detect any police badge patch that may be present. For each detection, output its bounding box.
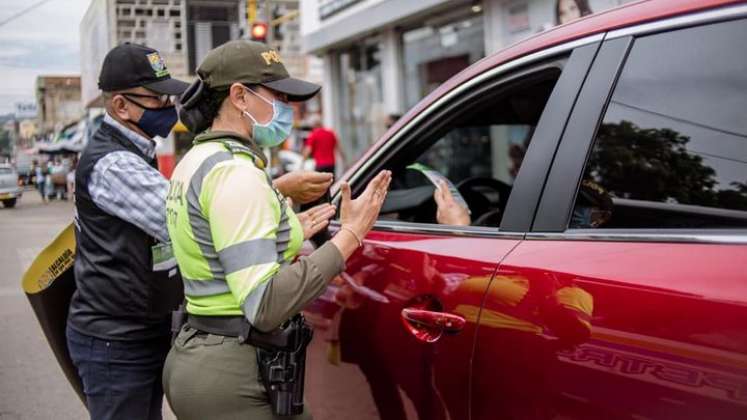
[146,52,170,78]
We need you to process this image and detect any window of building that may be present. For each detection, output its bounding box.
[186,3,239,73]
[570,19,747,229]
[401,8,485,109]
[336,40,384,160]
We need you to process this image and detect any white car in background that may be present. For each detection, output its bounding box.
[0,164,22,208]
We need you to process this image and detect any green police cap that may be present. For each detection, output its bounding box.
[197,40,320,102]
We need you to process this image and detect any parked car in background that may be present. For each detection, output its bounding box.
[302,1,747,419]
[0,163,22,208]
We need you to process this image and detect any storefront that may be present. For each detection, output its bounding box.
[301,0,633,161]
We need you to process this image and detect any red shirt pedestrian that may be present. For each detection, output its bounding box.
[303,120,346,173]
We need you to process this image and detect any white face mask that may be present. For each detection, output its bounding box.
[242,87,294,147]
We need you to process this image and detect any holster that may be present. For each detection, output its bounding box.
[254,315,313,417]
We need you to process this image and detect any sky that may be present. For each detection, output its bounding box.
[0,0,91,115]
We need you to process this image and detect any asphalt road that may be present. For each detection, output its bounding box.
[0,191,175,420]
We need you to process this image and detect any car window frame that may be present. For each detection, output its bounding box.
[531,5,747,244]
[328,35,603,238]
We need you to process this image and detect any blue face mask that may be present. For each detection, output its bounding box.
[242,88,294,147]
[136,105,178,139]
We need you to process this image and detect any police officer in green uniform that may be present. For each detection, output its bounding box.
[162,40,391,420]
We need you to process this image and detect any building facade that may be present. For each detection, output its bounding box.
[35,76,84,134]
[81,0,194,109]
[79,0,298,108]
[301,0,632,160]
[80,0,251,176]
[78,0,327,175]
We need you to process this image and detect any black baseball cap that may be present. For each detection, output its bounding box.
[98,43,189,95]
[197,40,320,102]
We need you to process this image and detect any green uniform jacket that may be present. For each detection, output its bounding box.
[166,131,344,332]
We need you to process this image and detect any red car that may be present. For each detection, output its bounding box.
[303,1,747,419]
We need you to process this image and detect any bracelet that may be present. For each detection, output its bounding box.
[340,226,363,248]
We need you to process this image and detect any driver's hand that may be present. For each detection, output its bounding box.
[434,180,471,226]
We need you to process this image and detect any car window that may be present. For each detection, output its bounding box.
[570,19,747,229]
[0,168,13,175]
[380,68,561,227]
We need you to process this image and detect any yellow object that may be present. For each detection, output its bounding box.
[172,121,188,133]
[20,222,86,406]
[247,0,257,23]
[22,223,76,294]
[326,340,341,366]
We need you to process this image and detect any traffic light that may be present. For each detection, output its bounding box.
[271,6,284,41]
[250,22,268,42]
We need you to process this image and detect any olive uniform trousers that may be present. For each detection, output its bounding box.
[163,325,312,420]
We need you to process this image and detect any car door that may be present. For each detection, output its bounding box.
[303,40,600,420]
[472,9,747,420]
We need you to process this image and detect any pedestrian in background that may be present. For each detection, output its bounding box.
[303,114,346,175]
[66,159,76,198]
[43,164,53,202]
[34,162,47,203]
[65,43,188,420]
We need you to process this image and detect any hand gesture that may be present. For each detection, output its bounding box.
[296,203,336,240]
[339,170,392,240]
[274,171,334,204]
[434,180,470,226]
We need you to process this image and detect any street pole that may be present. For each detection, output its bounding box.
[266,0,274,46]
[247,0,257,34]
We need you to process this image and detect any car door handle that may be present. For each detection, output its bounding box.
[401,308,466,343]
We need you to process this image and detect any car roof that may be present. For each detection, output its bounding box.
[342,0,744,181]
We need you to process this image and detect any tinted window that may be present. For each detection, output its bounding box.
[571,19,747,229]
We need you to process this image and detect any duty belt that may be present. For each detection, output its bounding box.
[186,314,305,351]
[187,314,252,343]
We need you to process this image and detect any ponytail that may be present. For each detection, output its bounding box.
[177,79,228,134]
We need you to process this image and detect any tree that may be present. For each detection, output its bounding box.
[586,120,746,211]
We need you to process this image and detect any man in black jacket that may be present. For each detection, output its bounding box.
[66,43,187,420]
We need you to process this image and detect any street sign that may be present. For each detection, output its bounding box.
[14,102,37,119]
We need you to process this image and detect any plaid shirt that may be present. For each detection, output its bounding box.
[88,114,169,243]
